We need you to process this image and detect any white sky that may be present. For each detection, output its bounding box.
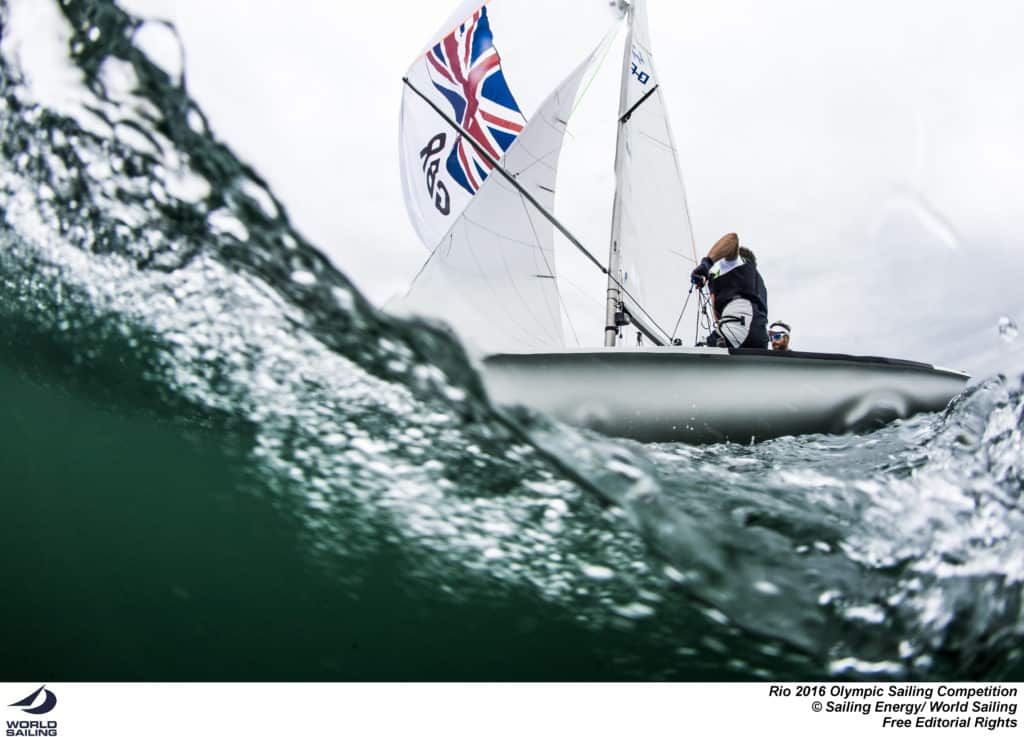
[118,0,1024,378]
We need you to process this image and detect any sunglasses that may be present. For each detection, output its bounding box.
[770,332,788,341]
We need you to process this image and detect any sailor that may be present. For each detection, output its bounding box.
[769,321,791,351]
[690,233,769,349]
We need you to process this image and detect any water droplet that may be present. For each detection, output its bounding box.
[290,270,317,286]
[133,21,183,82]
[828,657,905,678]
[186,109,205,134]
[842,603,886,625]
[997,316,1018,343]
[332,287,354,311]
[239,179,279,220]
[700,607,730,625]
[753,580,781,596]
[612,602,656,619]
[87,26,101,42]
[662,565,686,583]
[898,640,916,659]
[207,209,249,241]
[546,499,568,516]
[818,589,841,606]
[581,564,615,581]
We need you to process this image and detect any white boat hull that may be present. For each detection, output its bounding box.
[481,348,969,443]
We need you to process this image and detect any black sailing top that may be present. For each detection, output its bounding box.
[709,258,769,348]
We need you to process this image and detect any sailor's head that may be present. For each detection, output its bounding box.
[738,246,757,268]
[769,321,791,351]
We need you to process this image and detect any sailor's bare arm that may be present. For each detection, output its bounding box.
[705,233,739,262]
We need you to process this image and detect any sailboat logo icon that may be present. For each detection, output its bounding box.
[8,685,57,715]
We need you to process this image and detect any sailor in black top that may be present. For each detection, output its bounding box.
[690,233,769,349]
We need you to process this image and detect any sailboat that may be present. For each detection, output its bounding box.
[396,0,968,443]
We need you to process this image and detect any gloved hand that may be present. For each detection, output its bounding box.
[690,256,713,287]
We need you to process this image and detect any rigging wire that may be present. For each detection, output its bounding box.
[695,290,703,346]
[695,287,715,345]
[669,284,694,342]
[569,26,620,118]
[666,283,716,347]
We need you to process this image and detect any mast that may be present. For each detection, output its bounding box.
[603,1,635,347]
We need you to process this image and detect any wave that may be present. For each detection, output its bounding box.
[1,0,1021,680]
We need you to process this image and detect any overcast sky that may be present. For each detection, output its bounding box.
[116,0,1024,379]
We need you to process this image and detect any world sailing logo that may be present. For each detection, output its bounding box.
[425,6,525,196]
[6,687,58,737]
[7,688,56,716]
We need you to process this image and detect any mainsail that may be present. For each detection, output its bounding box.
[606,0,696,345]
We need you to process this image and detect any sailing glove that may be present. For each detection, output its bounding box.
[690,257,714,287]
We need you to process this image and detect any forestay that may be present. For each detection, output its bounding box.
[397,0,620,352]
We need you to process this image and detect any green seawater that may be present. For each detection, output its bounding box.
[2,351,788,680]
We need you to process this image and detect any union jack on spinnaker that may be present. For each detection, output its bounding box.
[425,7,525,195]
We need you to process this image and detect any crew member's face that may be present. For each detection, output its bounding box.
[770,332,790,351]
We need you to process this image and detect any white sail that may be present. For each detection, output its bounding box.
[609,0,696,344]
[399,1,621,253]
[397,59,595,352]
